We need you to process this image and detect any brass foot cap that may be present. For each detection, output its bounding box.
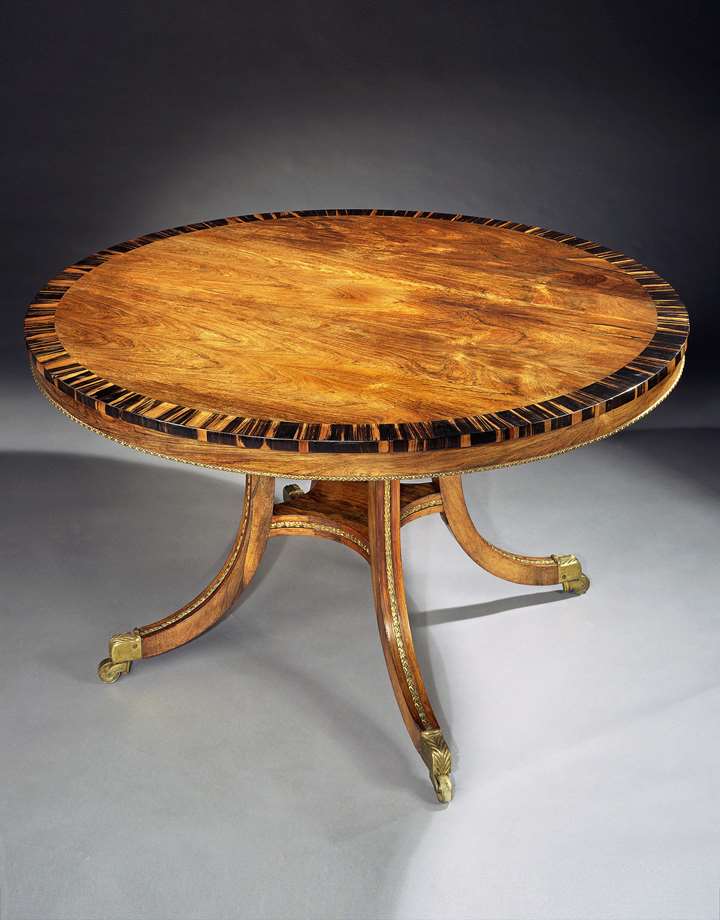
[420,729,453,805]
[97,632,142,683]
[553,554,590,595]
[433,774,453,804]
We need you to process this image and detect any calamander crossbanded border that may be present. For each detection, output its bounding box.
[24,209,689,456]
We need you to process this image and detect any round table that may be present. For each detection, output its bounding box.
[25,209,689,803]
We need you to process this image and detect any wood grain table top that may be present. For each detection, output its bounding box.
[25,210,688,479]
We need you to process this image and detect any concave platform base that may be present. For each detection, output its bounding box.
[97,475,589,803]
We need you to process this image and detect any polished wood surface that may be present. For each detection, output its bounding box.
[25,210,688,477]
[51,218,657,420]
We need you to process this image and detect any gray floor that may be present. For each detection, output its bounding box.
[1,386,719,920]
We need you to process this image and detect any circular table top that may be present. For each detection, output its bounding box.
[25,210,688,477]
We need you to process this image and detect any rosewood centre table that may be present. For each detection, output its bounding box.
[25,209,689,803]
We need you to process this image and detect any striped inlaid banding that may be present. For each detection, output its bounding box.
[24,210,689,455]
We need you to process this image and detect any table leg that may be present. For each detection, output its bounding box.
[97,474,275,682]
[439,475,590,593]
[368,480,453,803]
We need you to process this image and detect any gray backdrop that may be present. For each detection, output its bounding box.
[1,0,718,415]
[1,3,718,920]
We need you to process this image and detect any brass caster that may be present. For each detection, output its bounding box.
[282,483,305,502]
[97,657,131,683]
[420,729,453,804]
[565,573,590,595]
[97,631,142,683]
[553,554,590,595]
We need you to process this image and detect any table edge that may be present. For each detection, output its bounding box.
[31,353,685,481]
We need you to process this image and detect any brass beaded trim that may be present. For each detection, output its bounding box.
[269,519,370,555]
[399,497,444,521]
[31,356,684,482]
[490,544,556,566]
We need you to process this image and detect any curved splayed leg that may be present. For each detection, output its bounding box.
[97,474,275,681]
[367,480,453,803]
[439,475,589,594]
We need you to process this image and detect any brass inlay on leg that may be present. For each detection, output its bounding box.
[420,729,453,803]
[382,481,429,728]
[97,631,143,683]
[552,553,590,594]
